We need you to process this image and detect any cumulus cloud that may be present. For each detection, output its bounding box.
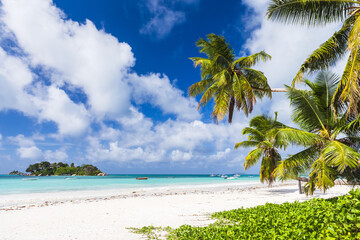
[130,73,200,121]
[9,134,69,162]
[9,135,42,160]
[0,0,199,137]
[17,146,42,160]
[9,134,36,147]
[86,136,166,163]
[1,0,134,120]
[170,149,192,162]
[0,47,36,115]
[140,0,199,39]
[43,149,68,162]
[87,115,248,168]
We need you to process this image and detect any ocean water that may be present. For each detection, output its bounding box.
[0,174,260,195]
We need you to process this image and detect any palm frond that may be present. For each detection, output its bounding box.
[292,16,354,85]
[310,156,337,193]
[244,148,264,170]
[233,51,271,68]
[212,87,229,123]
[347,13,360,49]
[196,34,235,62]
[234,140,259,149]
[197,84,218,109]
[287,86,328,132]
[243,68,272,99]
[323,140,360,173]
[334,46,360,115]
[188,77,214,97]
[242,127,265,142]
[236,73,256,116]
[267,0,355,26]
[275,147,319,180]
[275,128,320,146]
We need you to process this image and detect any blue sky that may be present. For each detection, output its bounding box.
[0,0,343,174]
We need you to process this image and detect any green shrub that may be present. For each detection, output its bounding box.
[167,189,360,240]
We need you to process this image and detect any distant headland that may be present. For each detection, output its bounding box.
[9,161,107,176]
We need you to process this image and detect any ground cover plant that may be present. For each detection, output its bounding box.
[133,189,360,239]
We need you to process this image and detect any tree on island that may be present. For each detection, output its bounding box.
[188,34,273,123]
[25,161,104,176]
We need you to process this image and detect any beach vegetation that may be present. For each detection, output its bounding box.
[25,161,104,176]
[188,33,272,123]
[164,189,360,239]
[235,113,286,186]
[267,0,360,115]
[128,226,172,239]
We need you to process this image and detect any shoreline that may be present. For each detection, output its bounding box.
[0,180,279,210]
[0,182,356,240]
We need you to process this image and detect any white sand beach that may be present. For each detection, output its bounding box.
[0,182,354,240]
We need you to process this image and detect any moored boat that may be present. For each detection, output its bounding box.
[136,177,148,180]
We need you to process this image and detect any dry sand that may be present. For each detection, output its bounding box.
[0,182,354,240]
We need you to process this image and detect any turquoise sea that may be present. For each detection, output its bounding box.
[0,174,260,195]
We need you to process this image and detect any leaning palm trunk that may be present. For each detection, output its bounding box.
[271,88,288,92]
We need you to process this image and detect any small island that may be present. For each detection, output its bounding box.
[10,161,107,176]
[9,170,29,176]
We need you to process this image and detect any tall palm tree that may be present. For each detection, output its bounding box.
[273,71,360,195]
[267,0,360,115]
[189,34,272,123]
[235,113,286,186]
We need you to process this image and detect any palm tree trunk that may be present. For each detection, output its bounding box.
[252,87,288,93]
[298,178,303,194]
[297,177,309,194]
[228,96,235,123]
[271,88,288,92]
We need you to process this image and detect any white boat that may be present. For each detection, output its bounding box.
[233,174,240,177]
[220,175,228,178]
[225,177,236,180]
[22,178,38,181]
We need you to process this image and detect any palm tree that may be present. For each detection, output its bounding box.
[189,34,272,123]
[267,0,360,115]
[235,113,286,186]
[273,71,360,195]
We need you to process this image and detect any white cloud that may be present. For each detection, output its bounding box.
[0,47,36,115]
[43,149,68,162]
[32,86,90,136]
[130,73,200,120]
[17,146,42,159]
[171,149,192,162]
[9,135,42,160]
[139,0,198,39]
[87,116,248,168]
[86,137,166,163]
[209,148,231,160]
[9,134,35,147]
[1,0,134,120]
[0,0,199,139]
